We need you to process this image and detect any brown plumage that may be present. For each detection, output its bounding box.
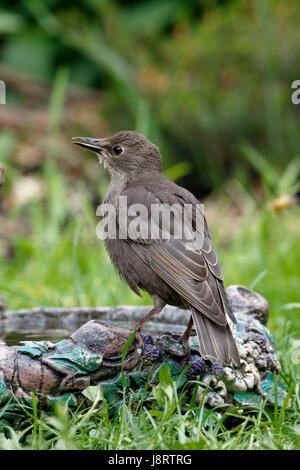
[72,131,240,365]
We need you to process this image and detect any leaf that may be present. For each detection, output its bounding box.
[48,67,69,134]
[164,162,192,182]
[280,303,300,310]
[148,409,163,418]
[290,340,300,365]
[0,11,24,34]
[121,329,137,390]
[250,269,268,290]
[239,144,279,192]
[82,385,102,402]
[277,157,300,195]
[158,363,173,388]
[123,0,181,35]
[151,364,176,408]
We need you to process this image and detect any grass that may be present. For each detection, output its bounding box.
[0,349,299,450]
[0,165,300,449]
[0,69,300,450]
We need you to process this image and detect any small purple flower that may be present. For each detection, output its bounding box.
[188,355,206,374]
[211,362,224,376]
[144,342,161,360]
[241,322,249,332]
[265,354,272,367]
[142,334,154,345]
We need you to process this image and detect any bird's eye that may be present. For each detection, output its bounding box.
[112,146,123,155]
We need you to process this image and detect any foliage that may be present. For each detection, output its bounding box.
[1,1,300,188]
[0,357,299,450]
[0,0,300,450]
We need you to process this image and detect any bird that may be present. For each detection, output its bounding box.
[72,131,240,365]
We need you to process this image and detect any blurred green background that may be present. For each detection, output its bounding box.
[0,0,300,338]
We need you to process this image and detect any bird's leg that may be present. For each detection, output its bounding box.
[163,316,193,357]
[181,316,194,343]
[134,306,162,331]
[135,295,165,332]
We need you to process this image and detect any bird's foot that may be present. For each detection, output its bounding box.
[132,326,144,350]
[133,321,144,338]
[180,334,190,356]
[159,331,190,357]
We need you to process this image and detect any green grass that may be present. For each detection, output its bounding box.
[1,0,300,450]
[0,352,299,450]
[0,167,300,449]
[0,70,300,449]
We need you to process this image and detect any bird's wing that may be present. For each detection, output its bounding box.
[118,185,235,326]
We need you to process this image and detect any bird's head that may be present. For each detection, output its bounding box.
[72,130,162,180]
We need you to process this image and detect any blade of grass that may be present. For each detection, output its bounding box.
[72,224,85,306]
[250,269,268,290]
[121,329,137,390]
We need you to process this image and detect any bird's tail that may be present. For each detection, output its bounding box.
[189,306,240,365]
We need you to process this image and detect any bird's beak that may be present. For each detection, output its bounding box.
[71,137,104,154]
[271,194,299,211]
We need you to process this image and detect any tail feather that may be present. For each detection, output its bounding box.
[190,306,240,365]
[216,280,237,324]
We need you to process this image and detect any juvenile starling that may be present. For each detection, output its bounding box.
[72,131,240,365]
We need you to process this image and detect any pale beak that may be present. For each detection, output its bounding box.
[71,137,104,154]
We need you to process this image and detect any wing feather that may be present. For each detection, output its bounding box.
[118,184,235,326]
